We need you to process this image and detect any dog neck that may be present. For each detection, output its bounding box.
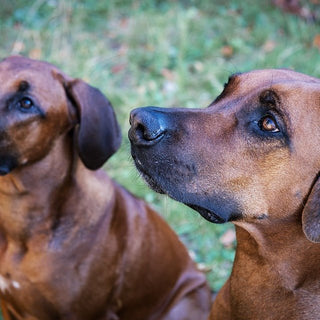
[0,135,72,241]
[233,216,320,291]
[0,134,115,245]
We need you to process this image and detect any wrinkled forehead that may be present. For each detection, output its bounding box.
[232,69,320,91]
[0,56,64,101]
[215,69,320,104]
[240,68,319,85]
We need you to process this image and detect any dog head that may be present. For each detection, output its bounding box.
[0,56,121,174]
[129,69,320,242]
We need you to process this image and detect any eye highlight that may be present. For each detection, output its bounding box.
[258,115,279,133]
[18,97,34,110]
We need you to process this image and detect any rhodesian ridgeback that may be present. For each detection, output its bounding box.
[129,69,320,319]
[0,56,211,320]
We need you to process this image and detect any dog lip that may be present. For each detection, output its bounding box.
[0,156,18,176]
[0,166,11,176]
[186,204,226,224]
[132,156,166,194]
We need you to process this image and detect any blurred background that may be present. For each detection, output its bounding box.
[1,0,320,300]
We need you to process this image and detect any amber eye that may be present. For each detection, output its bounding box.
[258,116,279,133]
[19,97,33,110]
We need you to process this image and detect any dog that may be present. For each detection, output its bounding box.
[0,56,211,320]
[129,69,320,319]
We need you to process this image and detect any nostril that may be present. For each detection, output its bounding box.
[135,123,145,139]
[129,107,167,145]
[134,123,146,140]
[142,125,165,141]
[135,122,165,142]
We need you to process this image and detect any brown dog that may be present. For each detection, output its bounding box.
[0,56,211,320]
[129,69,320,320]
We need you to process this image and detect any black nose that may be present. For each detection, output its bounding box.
[129,107,167,146]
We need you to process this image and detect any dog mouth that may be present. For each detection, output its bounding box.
[132,156,166,194]
[132,154,228,224]
[0,155,18,176]
[186,204,225,224]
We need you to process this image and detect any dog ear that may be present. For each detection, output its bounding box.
[52,69,121,170]
[65,78,122,170]
[302,177,320,243]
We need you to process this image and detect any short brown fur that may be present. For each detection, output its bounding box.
[129,69,320,320]
[0,56,211,320]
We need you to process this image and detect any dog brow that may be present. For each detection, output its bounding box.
[18,81,30,92]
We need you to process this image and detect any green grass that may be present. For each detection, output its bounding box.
[0,0,319,304]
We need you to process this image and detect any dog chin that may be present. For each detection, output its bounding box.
[141,174,166,194]
[132,157,236,224]
[133,161,166,194]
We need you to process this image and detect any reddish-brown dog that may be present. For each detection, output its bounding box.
[129,69,320,320]
[0,56,211,320]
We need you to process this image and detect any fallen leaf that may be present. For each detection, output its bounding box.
[194,61,204,72]
[120,18,129,29]
[161,68,175,81]
[29,48,42,60]
[313,34,320,50]
[111,64,126,74]
[221,45,233,58]
[263,40,276,53]
[197,262,211,273]
[12,41,24,54]
[220,229,236,248]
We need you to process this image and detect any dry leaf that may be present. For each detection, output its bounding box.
[111,64,126,74]
[220,229,236,248]
[194,61,204,72]
[12,41,25,54]
[197,262,211,273]
[120,18,129,29]
[221,45,234,58]
[313,34,320,50]
[263,40,276,53]
[29,48,42,60]
[161,68,175,81]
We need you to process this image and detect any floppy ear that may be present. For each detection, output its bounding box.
[302,177,320,243]
[65,78,122,170]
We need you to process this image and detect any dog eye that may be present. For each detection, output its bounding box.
[258,115,279,133]
[18,97,33,110]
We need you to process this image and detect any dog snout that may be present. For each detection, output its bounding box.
[129,107,167,146]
